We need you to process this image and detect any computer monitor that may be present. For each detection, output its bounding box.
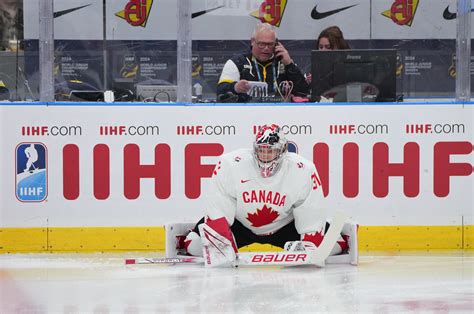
[311,49,397,102]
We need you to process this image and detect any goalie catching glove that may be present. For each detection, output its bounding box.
[183,230,203,257]
[184,217,238,267]
[284,227,349,256]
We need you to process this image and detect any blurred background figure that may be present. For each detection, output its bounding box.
[0,0,23,51]
[0,80,9,100]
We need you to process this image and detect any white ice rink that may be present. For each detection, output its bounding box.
[0,253,473,313]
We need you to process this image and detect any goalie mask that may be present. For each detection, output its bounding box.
[253,124,288,178]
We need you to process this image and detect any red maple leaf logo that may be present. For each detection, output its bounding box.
[246,204,279,227]
[302,231,324,247]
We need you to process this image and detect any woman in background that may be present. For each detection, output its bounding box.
[316,26,350,51]
[306,26,350,85]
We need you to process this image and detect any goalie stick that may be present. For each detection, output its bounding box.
[237,210,346,267]
[125,211,347,267]
[125,256,204,265]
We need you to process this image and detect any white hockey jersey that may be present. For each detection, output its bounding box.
[205,149,327,236]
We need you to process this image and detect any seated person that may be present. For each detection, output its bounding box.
[316,25,351,51]
[306,25,350,85]
[217,23,309,102]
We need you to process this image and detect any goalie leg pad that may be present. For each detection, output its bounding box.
[165,222,196,258]
[300,225,346,256]
[293,222,358,265]
[343,222,359,266]
[325,221,359,265]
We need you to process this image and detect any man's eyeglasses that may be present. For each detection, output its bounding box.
[255,41,276,49]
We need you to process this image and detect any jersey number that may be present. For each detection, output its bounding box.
[311,172,321,190]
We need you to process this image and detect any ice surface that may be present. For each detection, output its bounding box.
[0,253,473,313]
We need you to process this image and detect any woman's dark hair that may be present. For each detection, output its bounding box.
[317,26,350,50]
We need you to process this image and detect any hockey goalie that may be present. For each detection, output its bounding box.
[167,124,358,267]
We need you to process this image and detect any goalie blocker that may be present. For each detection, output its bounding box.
[165,220,358,266]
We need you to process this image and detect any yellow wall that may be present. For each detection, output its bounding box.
[1,225,472,253]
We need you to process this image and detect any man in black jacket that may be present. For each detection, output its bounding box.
[217,23,309,103]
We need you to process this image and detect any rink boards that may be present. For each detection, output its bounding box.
[0,102,472,252]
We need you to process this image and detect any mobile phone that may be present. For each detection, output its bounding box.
[274,39,282,61]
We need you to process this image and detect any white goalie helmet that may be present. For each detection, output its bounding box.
[253,124,288,178]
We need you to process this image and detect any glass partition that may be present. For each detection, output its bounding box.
[0,0,32,101]
[106,0,179,102]
[190,0,472,102]
[0,0,471,102]
[3,0,179,102]
[51,0,106,101]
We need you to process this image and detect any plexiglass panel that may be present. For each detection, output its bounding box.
[0,0,471,102]
[0,0,31,101]
[190,0,472,102]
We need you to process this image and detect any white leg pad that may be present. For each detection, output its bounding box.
[166,221,358,265]
[325,221,359,265]
[165,222,196,258]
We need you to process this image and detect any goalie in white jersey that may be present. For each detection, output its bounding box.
[184,124,349,258]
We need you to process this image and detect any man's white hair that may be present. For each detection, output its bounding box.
[252,23,276,39]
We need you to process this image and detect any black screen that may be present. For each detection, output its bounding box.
[311,49,397,102]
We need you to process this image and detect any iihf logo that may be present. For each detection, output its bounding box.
[15,143,48,202]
